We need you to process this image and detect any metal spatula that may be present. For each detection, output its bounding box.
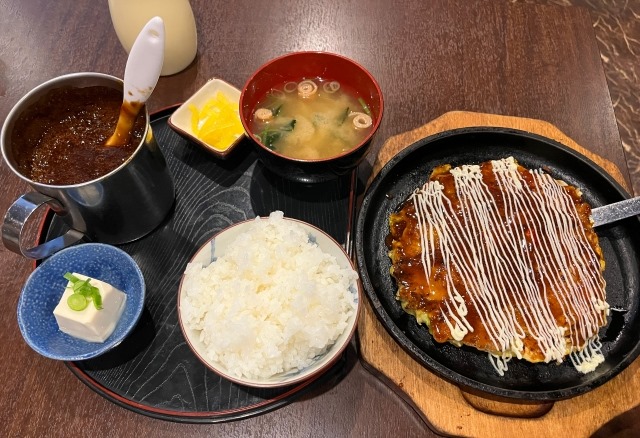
[591,196,640,227]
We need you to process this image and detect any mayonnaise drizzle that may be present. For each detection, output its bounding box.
[410,157,608,374]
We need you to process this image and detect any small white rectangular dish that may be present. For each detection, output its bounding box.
[168,78,245,159]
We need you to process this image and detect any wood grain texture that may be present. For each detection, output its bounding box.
[0,0,637,436]
[41,114,362,420]
[513,0,640,197]
[370,111,630,192]
[358,110,640,437]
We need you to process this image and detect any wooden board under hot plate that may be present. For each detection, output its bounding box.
[357,110,640,437]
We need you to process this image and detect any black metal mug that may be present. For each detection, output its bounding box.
[1,72,175,259]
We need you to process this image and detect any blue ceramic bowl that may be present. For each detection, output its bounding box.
[17,243,145,361]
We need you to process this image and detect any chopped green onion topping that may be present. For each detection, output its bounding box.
[93,291,103,309]
[67,293,88,311]
[281,119,296,131]
[64,272,103,311]
[271,104,283,116]
[338,107,350,125]
[358,98,371,116]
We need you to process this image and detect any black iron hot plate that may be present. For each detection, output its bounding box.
[355,127,640,400]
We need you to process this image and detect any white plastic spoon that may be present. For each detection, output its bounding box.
[106,16,165,147]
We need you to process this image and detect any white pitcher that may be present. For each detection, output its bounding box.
[108,0,197,76]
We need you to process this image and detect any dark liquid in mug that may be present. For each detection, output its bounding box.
[11,86,146,185]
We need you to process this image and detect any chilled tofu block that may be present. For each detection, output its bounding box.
[53,273,127,343]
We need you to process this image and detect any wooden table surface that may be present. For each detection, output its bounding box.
[0,0,637,436]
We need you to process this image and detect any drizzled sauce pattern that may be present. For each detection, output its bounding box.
[388,157,608,375]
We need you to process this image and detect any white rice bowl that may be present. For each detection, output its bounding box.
[178,211,360,387]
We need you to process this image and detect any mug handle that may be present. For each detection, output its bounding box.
[2,192,85,259]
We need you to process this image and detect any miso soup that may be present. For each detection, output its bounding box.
[250,78,374,160]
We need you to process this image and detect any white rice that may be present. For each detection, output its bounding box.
[181,211,358,380]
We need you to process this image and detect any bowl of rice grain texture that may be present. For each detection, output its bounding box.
[177,211,361,388]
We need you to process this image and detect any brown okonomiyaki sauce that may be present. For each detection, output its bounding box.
[387,159,605,364]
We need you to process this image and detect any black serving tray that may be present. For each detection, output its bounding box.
[40,106,360,422]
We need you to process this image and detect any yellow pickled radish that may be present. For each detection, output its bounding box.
[188,92,244,151]
[188,104,200,133]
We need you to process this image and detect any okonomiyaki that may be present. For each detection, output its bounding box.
[387,157,609,375]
